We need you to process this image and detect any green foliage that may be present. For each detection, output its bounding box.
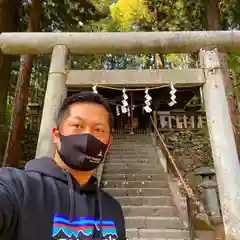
[110,0,189,31]
[220,0,240,29]
[228,53,240,97]
[5,0,240,164]
[110,0,150,31]
[183,0,204,30]
[19,0,107,32]
[228,53,240,72]
[0,102,12,159]
[144,0,188,31]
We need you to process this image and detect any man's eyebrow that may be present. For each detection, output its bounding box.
[71,116,83,120]
[93,123,106,126]
[71,116,106,126]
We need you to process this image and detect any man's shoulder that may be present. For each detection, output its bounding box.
[0,167,29,205]
[0,167,30,189]
[0,167,25,180]
[0,166,42,192]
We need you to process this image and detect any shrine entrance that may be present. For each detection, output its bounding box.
[69,88,151,135]
[67,78,201,135]
[112,92,150,135]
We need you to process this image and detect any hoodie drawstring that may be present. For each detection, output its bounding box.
[97,189,103,240]
[64,170,103,239]
[64,170,75,221]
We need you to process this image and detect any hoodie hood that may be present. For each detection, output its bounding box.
[25,157,104,239]
[25,157,101,192]
[25,157,66,182]
[0,157,126,240]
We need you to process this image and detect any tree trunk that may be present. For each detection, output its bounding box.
[154,3,165,69]
[204,0,221,30]
[0,0,20,163]
[3,0,42,167]
[204,0,240,158]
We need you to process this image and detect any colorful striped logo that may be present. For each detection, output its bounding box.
[52,214,118,238]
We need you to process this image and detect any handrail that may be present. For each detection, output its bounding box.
[150,116,194,198]
[150,116,196,239]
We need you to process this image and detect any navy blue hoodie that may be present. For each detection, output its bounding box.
[0,157,126,240]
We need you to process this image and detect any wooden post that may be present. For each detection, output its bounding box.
[197,116,203,128]
[130,91,134,134]
[200,48,240,240]
[35,45,69,158]
[183,115,187,128]
[160,115,166,129]
[168,115,172,129]
[190,116,195,129]
[176,115,183,128]
[153,111,158,128]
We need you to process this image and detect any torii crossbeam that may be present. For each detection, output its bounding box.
[1,31,240,240]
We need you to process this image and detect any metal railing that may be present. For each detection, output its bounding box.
[150,115,197,239]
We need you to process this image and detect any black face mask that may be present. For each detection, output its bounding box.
[58,133,108,171]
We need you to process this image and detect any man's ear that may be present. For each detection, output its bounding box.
[52,127,59,144]
[106,135,113,152]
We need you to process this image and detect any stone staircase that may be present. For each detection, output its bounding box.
[101,134,191,239]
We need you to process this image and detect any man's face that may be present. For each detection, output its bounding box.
[52,102,111,149]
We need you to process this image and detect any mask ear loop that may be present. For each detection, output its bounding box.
[105,135,113,153]
[56,125,64,137]
[55,125,64,160]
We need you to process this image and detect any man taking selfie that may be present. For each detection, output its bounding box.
[0,92,126,240]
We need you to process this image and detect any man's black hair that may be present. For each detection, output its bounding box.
[56,91,113,129]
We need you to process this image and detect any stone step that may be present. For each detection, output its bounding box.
[103,168,163,174]
[108,150,156,157]
[105,158,159,164]
[104,163,161,170]
[128,231,215,239]
[107,153,156,158]
[106,157,157,162]
[112,136,152,140]
[110,143,154,148]
[112,139,152,146]
[122,205,178,217]
[126,229,189,239]
[109,147,155,151]
[112,137,151,140]
[130,239,188,240]
[102,173,167,181]
[115,196,174,206]
[113,134,151,137]
[109,149,155,154]
[125,216,185,229]
[112,135,151,139]
[103,188,171,197]
[102,180,168,188]
[110,146,154,151]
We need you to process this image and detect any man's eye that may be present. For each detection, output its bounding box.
[95,128,104,133]
[72,124,81,128]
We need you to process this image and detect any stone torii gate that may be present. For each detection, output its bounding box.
[1,31,240,239]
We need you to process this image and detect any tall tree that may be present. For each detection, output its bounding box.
[203,0,240,157]
[0,0,21,163]
[3,0,42,167]
[110,0,190,69]
[2,0,109,166]
[204,0,221,29]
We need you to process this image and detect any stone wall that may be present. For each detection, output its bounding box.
[163,127,213,190]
